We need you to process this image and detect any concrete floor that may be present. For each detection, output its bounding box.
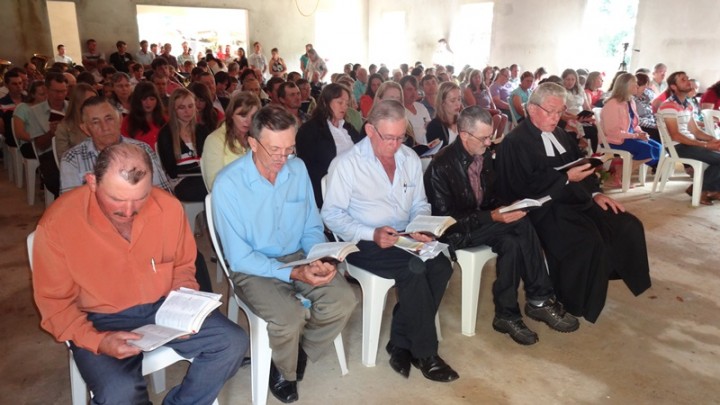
[1,164,719,405]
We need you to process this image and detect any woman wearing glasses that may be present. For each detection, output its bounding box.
[296,83,364,207]
[157,88,211,202]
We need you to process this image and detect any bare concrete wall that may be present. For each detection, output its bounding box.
[0,0,53,67]
[633,0,720,90]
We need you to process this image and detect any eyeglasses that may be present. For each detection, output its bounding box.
[372,125,407,144]
[531,103,567,117]
[463,131,493,143]
[256,140,296,160]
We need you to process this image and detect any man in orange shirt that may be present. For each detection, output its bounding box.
[32,143,247,404]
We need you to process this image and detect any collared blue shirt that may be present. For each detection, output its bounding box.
[322,136,430,243]
[212,151,325,282]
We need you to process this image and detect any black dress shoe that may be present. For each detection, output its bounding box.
[386,341,411,378]
[411,355,459,382]
[269,361,298,403]
[296,347,308,381]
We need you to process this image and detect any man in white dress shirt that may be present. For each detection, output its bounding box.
[322,100,459,383]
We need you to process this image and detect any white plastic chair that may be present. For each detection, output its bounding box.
[25,231,219,405]
[205,194,348,405]
[320,176,442,367]
[652,113,709,207]
[454,245,498,337]
[11,118,42,203]
[594,108,648,192]
[701,109,720,139]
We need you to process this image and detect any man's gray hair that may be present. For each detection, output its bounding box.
[457,106,493,133]
[94,143,152,185]
[367,100,406,127]
[250,104,298,140]
[528,82,567,106]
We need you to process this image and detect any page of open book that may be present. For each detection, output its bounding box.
[129,324,187,352]
[154,289,222,334]
[404,215,455,236]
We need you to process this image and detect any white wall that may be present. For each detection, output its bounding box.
[632,0,720,90]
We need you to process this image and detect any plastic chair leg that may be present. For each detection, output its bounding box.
[358,273,393,367]
[69,350,89,405]
[149,368,167,394]
[621,154,632,193]
[333,334,348,376]
[638,163,648,186]
[690,163,706,207]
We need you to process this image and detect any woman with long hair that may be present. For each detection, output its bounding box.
[235,47,249,70]
[482,66,495,88]
[600,72,662,187]
[188,81,221,130]
[109,72,132,115]
[54,83,97,158]
[121,81,166,151]
[561,68,597,151]
[359,73,384,118]
[157,88,211,202]
[201,91,261,190]
[463,69,508,140]
[296,83,364,207]
[426,81,463,147]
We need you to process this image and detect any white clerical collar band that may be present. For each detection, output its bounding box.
[541,131,566,157]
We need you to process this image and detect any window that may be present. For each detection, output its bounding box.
[136,5,248,62]
[450,3,494,69]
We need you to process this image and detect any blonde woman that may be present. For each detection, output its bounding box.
[202,91,261,190]
[157,88,211,201]
[54,83,97,159]
[426,81,462,147]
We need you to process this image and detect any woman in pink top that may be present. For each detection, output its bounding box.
[600,73,661,185]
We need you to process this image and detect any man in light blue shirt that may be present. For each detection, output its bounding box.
[212,104,356,404]
[322,100,459,383]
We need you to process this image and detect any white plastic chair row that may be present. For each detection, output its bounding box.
[205,193,348,405]
[26,231,218,405]
[651,113,708,207]
[594,107,648,192]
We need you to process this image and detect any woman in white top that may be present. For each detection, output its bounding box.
[400,75,432,145]
[561,68,598,151]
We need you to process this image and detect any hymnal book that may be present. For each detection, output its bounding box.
[394,236,448,262]
[128,288,222,351]
[279,242,359,268]
[401,215,457,238]
[499,196,552,213]
[553,155,611,171]
[420,139,443,157]
[49,109,65,122]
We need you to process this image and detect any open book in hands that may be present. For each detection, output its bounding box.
[499,196,552,213]
[401,215,457,238]
[279,242,359,268]
[128,288,222,351]
[553,155,612,171]
[394,236,448,262]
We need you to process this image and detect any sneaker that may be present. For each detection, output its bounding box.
[525,298,580,333]
[492,317,538,345]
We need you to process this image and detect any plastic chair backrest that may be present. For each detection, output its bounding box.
[655,113,681,159]
[593,107,612,150]
[204,193,232,279]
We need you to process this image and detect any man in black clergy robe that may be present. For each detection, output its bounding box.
[495,83,651,323]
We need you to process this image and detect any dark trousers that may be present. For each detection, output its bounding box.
[19,143,59,197]
[675,144,720,191]
[175,176,208,202]
[464,217,553,320]
[71,299,247,405]
[347,241,453,358]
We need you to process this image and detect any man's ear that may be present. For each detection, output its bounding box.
[85,173,97,192]
[79,122,91,137]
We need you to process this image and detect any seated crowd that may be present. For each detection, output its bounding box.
[5,36,720,404]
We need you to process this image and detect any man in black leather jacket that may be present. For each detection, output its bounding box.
[424,106,579,345]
